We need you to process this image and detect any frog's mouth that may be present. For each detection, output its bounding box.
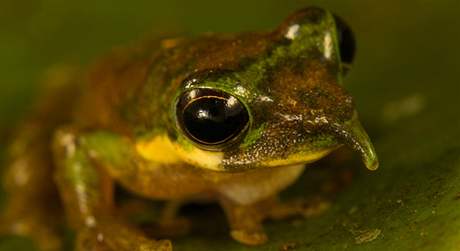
[259,146,339,168]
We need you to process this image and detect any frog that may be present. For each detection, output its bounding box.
[0,7,378,251]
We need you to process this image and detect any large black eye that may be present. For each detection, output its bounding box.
[177,88,249,148]
[333,15,356,66]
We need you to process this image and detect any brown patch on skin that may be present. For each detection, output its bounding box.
[189,33,273,71]
[267,59,354,125]
[73,41,162,135]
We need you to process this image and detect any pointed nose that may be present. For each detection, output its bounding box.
[330,114,379,171]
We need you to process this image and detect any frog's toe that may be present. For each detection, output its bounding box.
[230,229,268,246]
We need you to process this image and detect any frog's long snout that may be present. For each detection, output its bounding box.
[330,115,379,171]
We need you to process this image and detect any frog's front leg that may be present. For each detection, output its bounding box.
[52,128,172,251]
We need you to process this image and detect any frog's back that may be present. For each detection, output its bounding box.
[71,38,167,134]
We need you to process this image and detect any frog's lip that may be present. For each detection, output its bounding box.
[329,115,379,171]
[259,147,339,168]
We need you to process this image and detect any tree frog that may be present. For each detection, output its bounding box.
[0,7,378,251]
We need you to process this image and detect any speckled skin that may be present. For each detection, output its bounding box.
[0,7,378,251]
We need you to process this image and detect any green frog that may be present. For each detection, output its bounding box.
[0,7,378,251]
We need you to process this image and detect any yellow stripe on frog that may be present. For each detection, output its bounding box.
[136,135,224,171]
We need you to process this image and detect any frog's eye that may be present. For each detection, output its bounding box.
[333,15,356,68]
[177,88,249,148]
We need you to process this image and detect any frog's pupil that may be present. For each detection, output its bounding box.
[180,91,249,146]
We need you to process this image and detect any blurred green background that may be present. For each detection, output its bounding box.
[1,0,460,250]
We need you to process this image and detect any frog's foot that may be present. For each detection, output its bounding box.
[0,210,63,251]
[75,222,172,251]
[219,198,268,246]
[230,228,268,246]
[264,196,331,220]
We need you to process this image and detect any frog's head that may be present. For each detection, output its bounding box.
[169,7,378,172]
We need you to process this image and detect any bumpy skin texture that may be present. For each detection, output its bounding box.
[0,7,378,251]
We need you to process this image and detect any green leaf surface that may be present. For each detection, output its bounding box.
[1,0,460,250]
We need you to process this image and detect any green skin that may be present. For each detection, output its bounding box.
[0,7,378,251]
